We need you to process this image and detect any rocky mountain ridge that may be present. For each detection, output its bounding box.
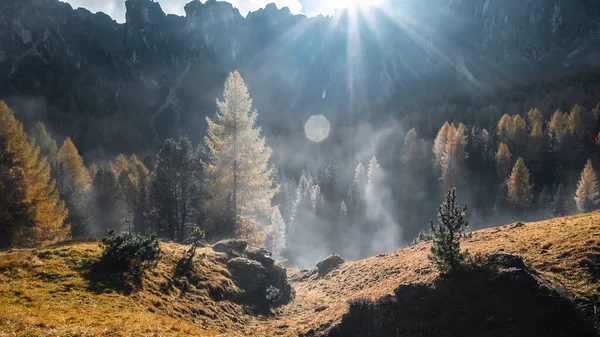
[1,0,599,156]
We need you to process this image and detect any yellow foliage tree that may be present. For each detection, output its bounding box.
[548,109,569,142]
[527,108,543,129]
[204,71,277,237]
[507,157,533,211]
[569,104,598,142]
[57,137,91,194]
[0,101,69,247]
[575,159,599,213]
[439,123,467,190]
[56,137,92,237]
[497,114,511,140]
[433,122,451,168]
[112,154,129,178]
[495,142,512,180]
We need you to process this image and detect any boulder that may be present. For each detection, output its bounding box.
[316,254,345,276]
[226,255,294,306]
[245,247,275,270]
[227,257,268,295]
[212,239,248,255]
[488,253,528,270]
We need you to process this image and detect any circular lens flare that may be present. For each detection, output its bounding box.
[304,115,331,143]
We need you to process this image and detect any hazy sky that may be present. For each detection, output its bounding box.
[61,0,345,22]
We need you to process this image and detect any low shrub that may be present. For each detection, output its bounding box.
[99,230,161,278]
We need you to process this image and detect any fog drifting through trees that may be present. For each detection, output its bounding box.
[2,71,600,269]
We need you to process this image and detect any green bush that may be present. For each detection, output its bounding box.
[99,230,161,277]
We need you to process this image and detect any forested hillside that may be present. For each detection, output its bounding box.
[2,69,600,267]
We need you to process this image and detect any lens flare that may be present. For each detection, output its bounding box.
[304,115,331,143]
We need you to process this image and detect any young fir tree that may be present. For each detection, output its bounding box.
[366,156,382,196]
[349,162,368,215]
[56,137,92,237]
[429,188,468,273]
[0,101,69,248]
[574,159,599,213]
[507,157,533,213]
[29,122,58,164]
[339,201,348,231]
[204,71,277,238]
[267,207,286,258]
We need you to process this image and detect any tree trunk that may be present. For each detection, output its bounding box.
[233,115,238,229]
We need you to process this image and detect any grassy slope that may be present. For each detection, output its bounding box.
[1,212,599,336]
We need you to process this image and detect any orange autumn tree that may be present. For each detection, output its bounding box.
[56,137,92,237]
[495,142,512,180]
[575,159,599,213]
[0,101,69,248]
[507,157,533,214]
[434,122,467,190]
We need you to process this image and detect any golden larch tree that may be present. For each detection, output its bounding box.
[112,154,129,178]
[507,157,533,211]
[548,109,569,142]
[204,71,277,237]
[497,114,511,140]
[495,142,512,180]
[439,123,467,190]
[433,122,451,168]
[0,101,69,248]
[575,159,599,213]
[57,137,92,237]
[527,108,543,128]
[57,137,91,193]
[568,104,597,141]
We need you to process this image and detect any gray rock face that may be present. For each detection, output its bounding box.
[1,0,599,156]
[244,247,275,270]
[316,254,345,276]
[488,253,528,270]
[216,243,294,306]
[212,239,248,255]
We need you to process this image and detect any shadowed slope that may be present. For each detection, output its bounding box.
[0,212,599,336]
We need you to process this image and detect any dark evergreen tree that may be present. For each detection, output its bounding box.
[429,188,469,273]
[91,166,127,236]
[150,137,202,241]
[550,184,569,217]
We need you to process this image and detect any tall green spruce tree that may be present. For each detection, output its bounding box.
[429,188,469,273]
[150,136,202,242]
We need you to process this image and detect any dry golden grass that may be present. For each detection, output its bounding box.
[1,211,598,336]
